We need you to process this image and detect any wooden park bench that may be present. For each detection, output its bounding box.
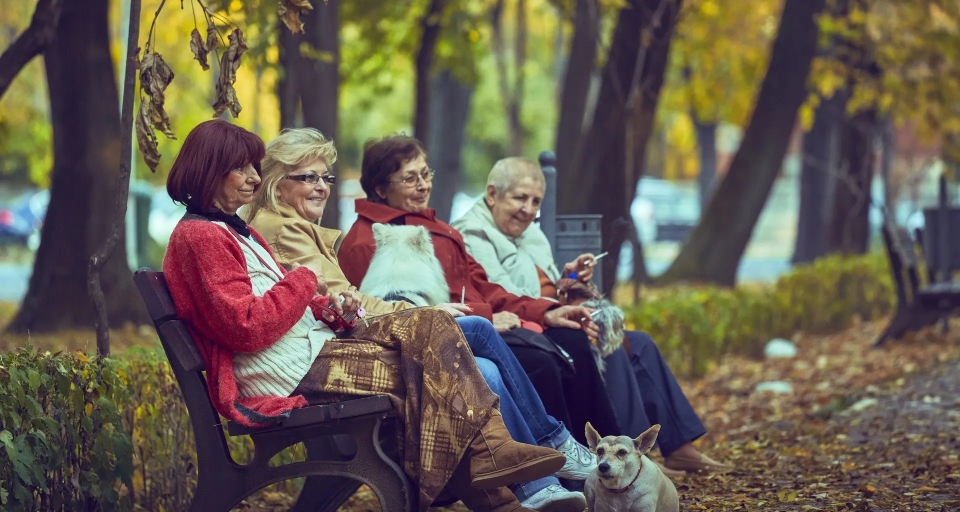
[134,269,416,512]
[874,220,960,347]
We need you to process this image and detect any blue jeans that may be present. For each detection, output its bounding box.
[459,317,570,502]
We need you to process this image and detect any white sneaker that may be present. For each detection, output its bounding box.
[555,436,597,480]
[520,484,586,512]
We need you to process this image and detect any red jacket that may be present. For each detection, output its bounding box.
[163,217,330,427]
[339,199,555,323]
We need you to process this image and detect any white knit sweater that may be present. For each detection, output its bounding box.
[216,222,336,399]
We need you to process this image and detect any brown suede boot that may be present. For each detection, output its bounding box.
[663,442,734,473]
[446,456,536,512]
[469,410,566,489]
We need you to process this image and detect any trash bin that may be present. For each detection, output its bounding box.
[555,214,603,293]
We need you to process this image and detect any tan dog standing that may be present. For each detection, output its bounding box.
[584,422,680,512]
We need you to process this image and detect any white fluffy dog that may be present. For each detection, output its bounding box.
[358,223,450,307]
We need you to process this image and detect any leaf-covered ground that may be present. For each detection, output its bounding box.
[294,319,960,512]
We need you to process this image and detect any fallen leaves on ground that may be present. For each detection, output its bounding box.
[339,318,960,512]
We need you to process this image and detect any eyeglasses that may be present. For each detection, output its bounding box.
[390,169,436,188]
[287,173,337,185]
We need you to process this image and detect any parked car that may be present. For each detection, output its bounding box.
[631,177,700,244]
[0,189,49,248]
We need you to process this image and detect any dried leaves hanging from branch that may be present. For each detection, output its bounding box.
[136,52,175,172]
[278,0,314,34]
[212,29,248,118]
[134,0,312,171]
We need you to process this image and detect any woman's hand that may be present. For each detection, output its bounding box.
[562,253,596,283]
[544,305,599,337]
[291,261,328,295]
[436,302,472,318]
[337,290,362,317]
[492,311,522,332]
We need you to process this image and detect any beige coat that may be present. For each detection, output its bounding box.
[249,204,409,317]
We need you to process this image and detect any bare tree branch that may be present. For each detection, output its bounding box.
[0,0,64,101]
[88,0,142,357]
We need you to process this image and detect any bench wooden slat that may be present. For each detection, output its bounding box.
[227,395,394,437]
[134,269,179,323]
[157,319,206,373]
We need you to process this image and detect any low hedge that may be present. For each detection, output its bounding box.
[1,253,895,508]
[0,348,302,512]
[625,252,895,377]
[0,349,132,511]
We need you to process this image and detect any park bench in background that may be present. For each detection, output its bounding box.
[134,269,414,512]
[875,220,960,347]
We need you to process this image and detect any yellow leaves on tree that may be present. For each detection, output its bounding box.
[813,0,960,155]
[662,0,783,127]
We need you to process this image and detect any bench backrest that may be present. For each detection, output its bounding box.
[881,220,923,304]
[133,269,235,463]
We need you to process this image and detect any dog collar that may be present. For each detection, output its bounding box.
[606,465,643,494]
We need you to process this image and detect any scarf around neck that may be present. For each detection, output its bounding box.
[187,206,251,237]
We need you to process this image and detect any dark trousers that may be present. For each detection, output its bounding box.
[502,327,620,445]
[603,331,706,457]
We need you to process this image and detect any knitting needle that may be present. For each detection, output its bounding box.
[460,286,466,305]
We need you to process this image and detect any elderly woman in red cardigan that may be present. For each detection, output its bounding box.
[339,135,623,449]
[161,120,563,512]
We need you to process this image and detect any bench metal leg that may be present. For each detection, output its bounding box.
[291,436,361,512]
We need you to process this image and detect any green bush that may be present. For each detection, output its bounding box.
[625,252,895,378]
[0,349,133,511]
[0,346,306,512]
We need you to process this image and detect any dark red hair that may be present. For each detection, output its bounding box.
[166,120,265,211]
[360,135,427,203]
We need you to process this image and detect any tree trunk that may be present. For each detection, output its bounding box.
[297,0,340,230]
[558,0,681,293]
[693,118,717,209]
[554,0,599,178]
[413,0,446,140]
[658,0,825,286]
[825,110,876,255]
[9,0,147,334]
[0,0,63,101]
[426,69,473,222]
[277,20,301,129]
[792,92,844,264]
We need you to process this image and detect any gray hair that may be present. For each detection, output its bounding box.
[486,157,545,197]
[244,128,338,222]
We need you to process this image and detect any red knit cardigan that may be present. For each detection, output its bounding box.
[162,216,330,427]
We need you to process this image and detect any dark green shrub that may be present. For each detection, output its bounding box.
[0,349,132,511]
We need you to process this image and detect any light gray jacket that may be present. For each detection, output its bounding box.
[451,198,561,299]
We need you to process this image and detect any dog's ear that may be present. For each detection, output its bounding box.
[585,422,601,451]
[372,223,387,241]
[634,424,660,454]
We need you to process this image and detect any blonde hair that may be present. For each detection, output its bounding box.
[244,127,338,222]
[487,157,545,197]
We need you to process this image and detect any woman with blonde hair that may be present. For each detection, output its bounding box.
[245,128,593,511]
